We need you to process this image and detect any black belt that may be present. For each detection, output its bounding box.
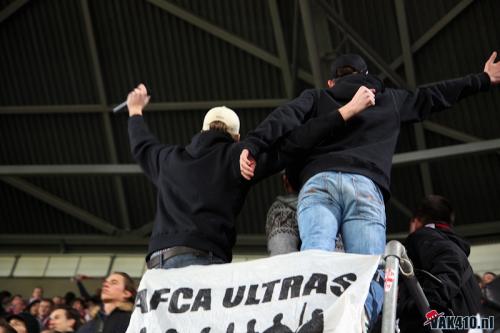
[146,246,209,269]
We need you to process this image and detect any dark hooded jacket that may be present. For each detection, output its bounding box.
[7,312,40,333]
[76,302,133,333]
[128,110,346,262]
[243,72,491,199]
[398,224,481,333]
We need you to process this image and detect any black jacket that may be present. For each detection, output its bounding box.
[244,73,491,199]
[398,225,481,333]
[128,111,346,262]
[76,307,132,333]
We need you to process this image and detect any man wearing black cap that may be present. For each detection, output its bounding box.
[240,52,500,331]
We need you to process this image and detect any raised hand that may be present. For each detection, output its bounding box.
[127,83,151,116]
[338,86,376,120]
[484,51,500,85]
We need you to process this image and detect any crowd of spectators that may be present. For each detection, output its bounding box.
[0,272,136,333]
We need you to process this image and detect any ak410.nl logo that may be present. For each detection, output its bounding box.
[423,310,494,330]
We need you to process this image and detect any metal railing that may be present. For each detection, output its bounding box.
[381,240,443,333]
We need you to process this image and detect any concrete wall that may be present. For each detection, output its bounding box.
[0,278,141,300]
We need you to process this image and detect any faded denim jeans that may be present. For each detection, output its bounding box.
[297,171,386,325]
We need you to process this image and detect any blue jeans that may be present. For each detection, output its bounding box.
[297,171,386,325]
[157,253,226,269]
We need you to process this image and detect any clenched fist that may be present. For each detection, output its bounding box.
[127,84,151,116]
[338,86,376,120]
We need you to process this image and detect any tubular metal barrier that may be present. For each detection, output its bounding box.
[381,240,443,333]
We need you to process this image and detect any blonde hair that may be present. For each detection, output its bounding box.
[208,121,239,141]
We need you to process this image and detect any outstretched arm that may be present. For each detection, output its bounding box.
[127,84,173,185]
[241,86,377,180]
[397,52,498,123]
[242,89,317,157]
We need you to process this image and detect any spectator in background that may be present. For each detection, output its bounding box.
[0,292,12,318]
[0,318,16,333]
[266,172,301,256]
[474,273,482,289]
[51,298,63,307]
[7,313,40,333]
[25,301,40,318]
[71,276,100,305]
[398,195,481,333]
[483,272,497,288]
[68,299,85,324]
[36,299,53,331]
[266,172,343,256]
[8,296,25,316]
[48,306,82,333]
[62,294,74,309]
[76,272,136,333]
[28,289,42,304]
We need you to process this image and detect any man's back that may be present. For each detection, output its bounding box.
[129,115,246,263]
[404,226,481,315]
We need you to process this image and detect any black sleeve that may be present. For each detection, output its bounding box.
[242,89,317,156]
[77,280,92,302]
[406,231,466,310]
[395,72,491,123]
[251,110,346,182]
[128,115,175,186]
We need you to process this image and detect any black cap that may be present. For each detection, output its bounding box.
[330,53,368,78]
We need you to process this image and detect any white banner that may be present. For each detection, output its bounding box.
[127,250,379,333]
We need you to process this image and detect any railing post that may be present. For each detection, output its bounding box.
[381,240,405,333]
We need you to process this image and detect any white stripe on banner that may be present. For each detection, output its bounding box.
[126,250,380,333]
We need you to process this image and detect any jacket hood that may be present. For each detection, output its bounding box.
[440,227,471,256]
[115,301,134,312]
[330,73,385,101]
[185,131,235,158]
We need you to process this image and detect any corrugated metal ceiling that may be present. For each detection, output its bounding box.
[1,0,499,253]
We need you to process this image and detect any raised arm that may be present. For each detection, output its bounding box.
[127,84,174,185]
[241,86,376,180]
[242,89,318,157]
[397,52,498,123]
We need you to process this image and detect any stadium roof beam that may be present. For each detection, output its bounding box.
[299,0,334,88]
[146,0,314,85]
[394,0,434,195]
[80,0,131,231]
[389,221,500,242]
[0,99,288,115]
[389,197,413,219]
[2,138,500,176]
[0,177,119,235]
[2,221,500,253]
[0,0,29,24]
[381,0,474,80]
[317,0,407,88]
[392,138,500,166]
[269,0,293,99]
[0,234,268,254]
